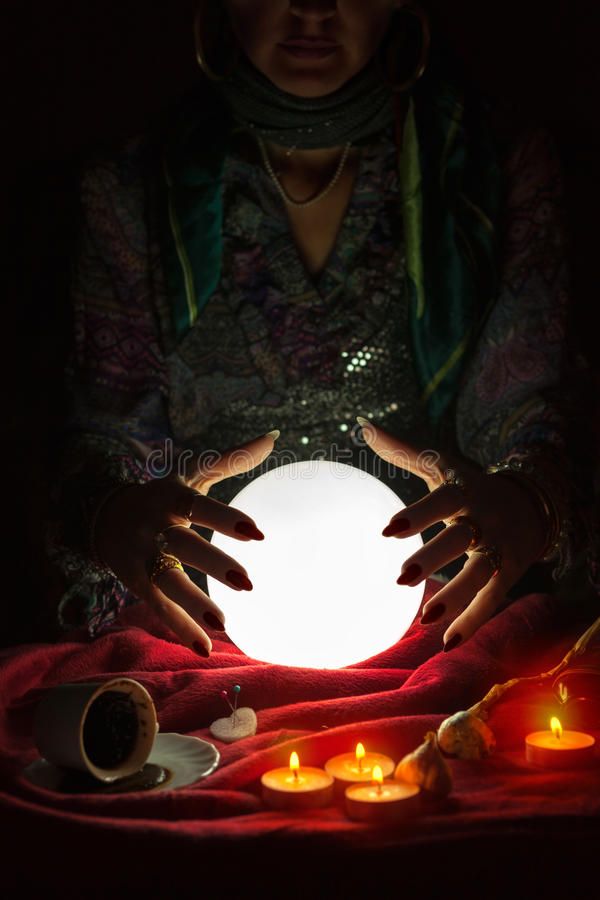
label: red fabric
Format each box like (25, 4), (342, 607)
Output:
(2, 585), (600, 899)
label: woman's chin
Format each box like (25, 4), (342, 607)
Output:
(267, 72), (352, 98)
(261, 54), (357, 98)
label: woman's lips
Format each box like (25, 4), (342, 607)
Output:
(279, 44), (339, 59)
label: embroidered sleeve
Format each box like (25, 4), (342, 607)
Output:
(455, 128), (594, 578)
(47, 141), (172, 636)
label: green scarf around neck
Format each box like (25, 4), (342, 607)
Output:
(157, 49), (502, 426)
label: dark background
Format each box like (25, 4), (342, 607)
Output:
(2, 1), (599, 645)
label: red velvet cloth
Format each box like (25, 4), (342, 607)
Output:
(2, 586), (599, 899)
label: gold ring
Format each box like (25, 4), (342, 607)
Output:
(473, 545), (502, 578)
(451, 514), (482, 551)
(150, 552), (184, 584)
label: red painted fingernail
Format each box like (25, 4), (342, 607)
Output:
(234, 521), (265, 541)
(383, 518), (410, 537)
(203, 612), (226, 632)
(226, 570), (253, 591)
(193, 641), (210, 658)
(443, 633), (463, 653)
(421, 602), (446, 625)
(396, 563), (422, 585)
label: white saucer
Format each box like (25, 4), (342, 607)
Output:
(22, 733), (220, 793)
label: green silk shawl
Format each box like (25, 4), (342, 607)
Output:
(158, 53), (502, 425)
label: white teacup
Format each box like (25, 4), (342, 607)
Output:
(33, 678), (158, 783)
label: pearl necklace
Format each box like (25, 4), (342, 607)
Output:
(256, 134), (352, 209)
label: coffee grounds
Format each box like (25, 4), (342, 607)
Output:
(83, 690), (139, 769)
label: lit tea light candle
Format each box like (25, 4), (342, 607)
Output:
(325, 742), (395, 788)
(525, 716), (596, 769)
(261, 752), (334, 810)
(345, 764), (421, 823)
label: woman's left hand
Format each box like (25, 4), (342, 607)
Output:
(358, 418), (548, 651)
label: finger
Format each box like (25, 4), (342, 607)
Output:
(156, 567), (227, 633)
(442, 575), (508, 650)
(186, 494), (265, 541)
(420, 552), (494, 626)
(184, 430), (280, 492)
(150, 480), (265, 539)
(357, 417), (446, 488)
(125, 478), (199, 531)
(138, 578), (213, 657)
(163, 527), (253, 592)
(383, 486), (466, 538)
(396, 520), (474, 586)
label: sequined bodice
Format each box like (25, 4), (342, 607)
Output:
(167, 126), (432, 507)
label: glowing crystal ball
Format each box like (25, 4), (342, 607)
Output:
(207, 460), (424, 669)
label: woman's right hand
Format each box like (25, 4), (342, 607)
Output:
(93, 431), (279, 656)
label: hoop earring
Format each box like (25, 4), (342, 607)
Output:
(194, 1), (239, 81)
(377, 4), (430, 93)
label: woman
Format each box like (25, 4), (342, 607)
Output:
(49, 0), (588, 658)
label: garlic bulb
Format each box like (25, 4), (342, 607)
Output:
(437, 710), (496, 760)
(394, 731), (453, 796)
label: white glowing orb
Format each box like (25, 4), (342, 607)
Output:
(207, 460), (424, 669)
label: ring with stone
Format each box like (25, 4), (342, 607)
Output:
(443, 467), (467, 491)
(154, 524), (184, 554)
(451, 514), (482, 551)
(181, 490), (202, 521)
(473, 544), (502, 578)
(154, 531), (169, 553)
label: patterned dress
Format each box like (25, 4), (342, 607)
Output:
(49, 117), (588, 636)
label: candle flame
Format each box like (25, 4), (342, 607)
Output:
(356, 742), (365, 771)
(550, 717), (563, 740)
(372, 764), (383, 786)
(289, 751), (300, 773)
(372, 763), (384, 796)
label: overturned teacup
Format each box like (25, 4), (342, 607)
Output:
(33, 678), (158, 783)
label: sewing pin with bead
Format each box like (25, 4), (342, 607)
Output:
(232, 684), (241, 728)
(220, 689), (235, 715)
(210, 684), (257, 744)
